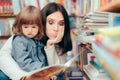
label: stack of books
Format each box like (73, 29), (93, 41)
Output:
(83, 11), (109, 30)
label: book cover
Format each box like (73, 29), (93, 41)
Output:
(108, 13), (120, 27)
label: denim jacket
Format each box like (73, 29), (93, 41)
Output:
(11, 35), (48, 72)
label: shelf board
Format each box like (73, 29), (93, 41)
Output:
(69, 13), (84, 18)
(0, 13), (15, 17)
(0, 36), (10, 39)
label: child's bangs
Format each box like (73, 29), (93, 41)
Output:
(21, 15), (40, 25)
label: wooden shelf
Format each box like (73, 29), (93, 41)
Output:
(0, 13), (15, 18)
(69, 13), (84, 18)
(0, 36), (10, 39)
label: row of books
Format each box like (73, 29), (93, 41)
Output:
(91, 25), (120, 80)
(64, 0), (112, 16)
(0, 0), (13, 14)
(1, 0), (112, 16)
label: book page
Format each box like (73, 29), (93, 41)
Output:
(27, 54), (80, 80)
(28, 65), (65, 80)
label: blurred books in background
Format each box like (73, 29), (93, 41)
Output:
(92, 27), (120, 80)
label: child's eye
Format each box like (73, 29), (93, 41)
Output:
(32, 25), (38, 28)
(24, 26), (28, 28)
(32, 26), (36, 28)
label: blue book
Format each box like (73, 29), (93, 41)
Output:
(69, 17), (76, 29)
(109, 13), (120, 27)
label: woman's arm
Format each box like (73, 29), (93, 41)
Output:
(45, 45), (67, 65)
(0, 36), (29, 80)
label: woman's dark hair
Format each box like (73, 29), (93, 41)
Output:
(41, 2), (72, 54)
(12, 5), (44, 40)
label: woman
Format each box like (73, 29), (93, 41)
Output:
(0, 2), (72, 80)
(41, 2), (72, 65)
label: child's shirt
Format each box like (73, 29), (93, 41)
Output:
(11, 35), (48, 72)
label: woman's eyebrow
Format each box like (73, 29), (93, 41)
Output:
(47, 18), (54, 21)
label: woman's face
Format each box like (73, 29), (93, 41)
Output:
(46, 11), (65, 39)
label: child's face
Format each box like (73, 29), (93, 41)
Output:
(22, 24), (39, 38)
(46, 11), (65, 39)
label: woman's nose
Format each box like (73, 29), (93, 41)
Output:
(53, 24), (59, 31)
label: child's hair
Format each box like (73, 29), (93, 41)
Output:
(12, 5), (44, 40)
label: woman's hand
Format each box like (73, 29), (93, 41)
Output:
(46, 27), (64, 48)
(50, 76), (57, 80)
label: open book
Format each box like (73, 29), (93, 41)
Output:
(27, 54), (79, 80)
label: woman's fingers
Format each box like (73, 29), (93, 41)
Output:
(47, 27), (64, 45)
(50, 76), (57, 80)
(55, 27), (64, 43)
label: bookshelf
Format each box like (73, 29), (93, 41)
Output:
(91, 27), (120, 80)
(70, 0), (120, 80)
(79, 2), (120, 80)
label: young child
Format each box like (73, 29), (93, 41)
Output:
(11, 5), (48, 72)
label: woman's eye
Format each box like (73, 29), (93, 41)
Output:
(59, 21), (64, 26)
(48, 21), (54, 25)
